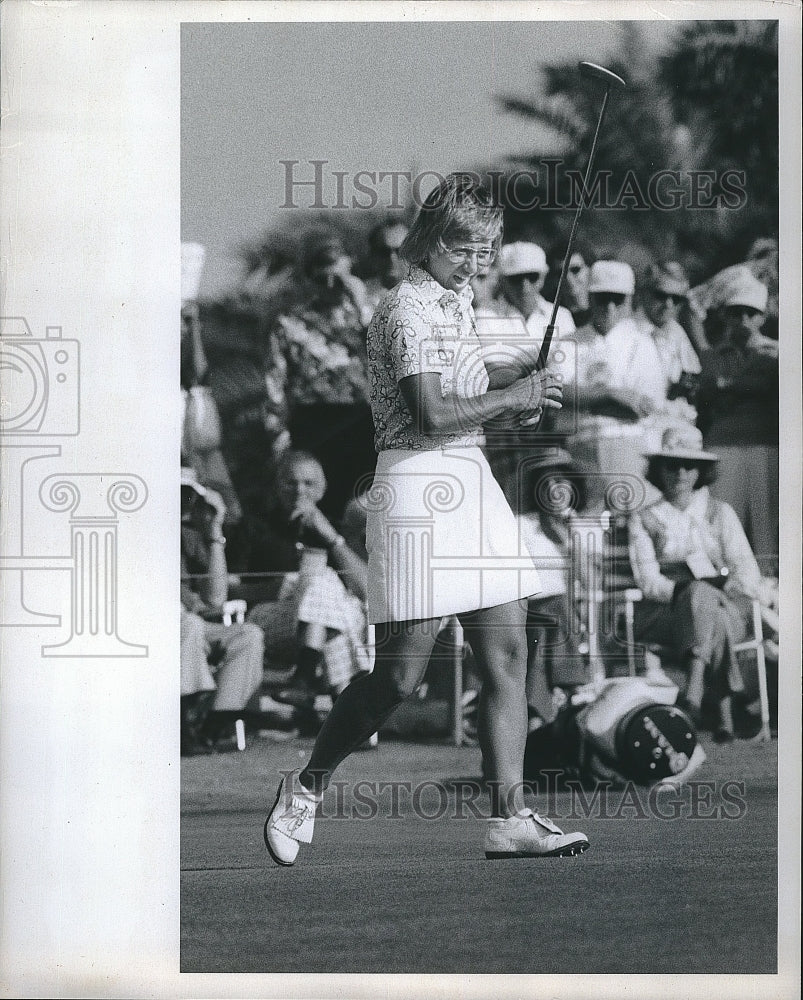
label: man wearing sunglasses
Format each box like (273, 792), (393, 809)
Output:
(634, 262), (701, 407)
(495, 241), (577, 348)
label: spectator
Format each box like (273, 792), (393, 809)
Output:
(557, 260), (666, 510)
(516, 450), (590, 728)
(180, 469), (264, 754)
(493, 241), (576, 345)
(474, 242), (575, 501)
(265, 229), (376, 519)
(363, 218), (410, 308)
(634, 262), (701, 403)
(745, 237), (779, 340)
(470, 260), (502, 317)
(245, 451), (372, 702)
(181, 260), (243, 528)
(628, 427), (768, 741)
(697, 271), (778, 560)
(544, 241), (592, 327)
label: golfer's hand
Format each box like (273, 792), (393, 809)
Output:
(514, 367), (563, 413)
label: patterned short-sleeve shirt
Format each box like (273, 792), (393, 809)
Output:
(367, 265), (489, 451)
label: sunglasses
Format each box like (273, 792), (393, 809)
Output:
(651, 291), (685, 305)
(591, 292), (627, 306)
(504, 272), (544, 284)
(724, 305), (763, 319)
(661, 458), (701, 470)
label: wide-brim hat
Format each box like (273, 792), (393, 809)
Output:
(644, 427), (718, 463)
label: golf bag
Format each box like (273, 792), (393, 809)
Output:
(524, 678), (705, 787)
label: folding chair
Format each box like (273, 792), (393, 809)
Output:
(619, 587), (772, 742)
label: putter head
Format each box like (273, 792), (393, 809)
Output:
(579, 61), (627, 89)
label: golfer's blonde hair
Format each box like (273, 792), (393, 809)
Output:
(400, 173), (503, 266)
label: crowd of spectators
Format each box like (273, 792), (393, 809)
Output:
(180, 221), (780, 753)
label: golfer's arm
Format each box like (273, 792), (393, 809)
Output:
(327, 542), (368, 602)
(399, 372), (527, 435)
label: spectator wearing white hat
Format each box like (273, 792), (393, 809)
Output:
(493, 241), (576, 347)
(698, 272), (778, 560)
(474, 241), (577, 503)
(634, 262), (701, 395)
(559, 260), (666, 510)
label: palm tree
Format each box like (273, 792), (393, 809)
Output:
(490, 20), (778, 281)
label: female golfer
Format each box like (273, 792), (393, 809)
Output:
(265, 173), (590, 863)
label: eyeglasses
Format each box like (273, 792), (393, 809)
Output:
(441, 245), (497, 266)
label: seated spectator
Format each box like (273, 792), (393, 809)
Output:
(516, 451), (591, 729)
(244, 451), (372, 702)
(264, 229), (376, 520)
(628, 427), (772, 741)
(697, 271), (778, 560)
(363, 218), (410, 309)
(556, 260), (666, 511)
(181, 469), (264, 755)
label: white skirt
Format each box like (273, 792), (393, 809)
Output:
(365, 446), (542, 624)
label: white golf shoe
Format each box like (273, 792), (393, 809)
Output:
(264, 774), (321, 866)
(484, 809), (590, 859)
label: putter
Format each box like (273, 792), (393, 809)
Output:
(535, 61), (627, 373)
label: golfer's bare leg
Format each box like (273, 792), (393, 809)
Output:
(459, 600), (529, 818)
(299, 618), (440, 796)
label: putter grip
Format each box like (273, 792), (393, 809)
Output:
(536, 323), (557, 371)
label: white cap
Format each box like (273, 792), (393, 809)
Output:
(722, 272), (768, 313)
(588, 260), (635, 295)
(500, 241), (548, 277)
(181, 242), (206, 304)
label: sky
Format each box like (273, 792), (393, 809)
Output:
(181, 20), (669, 298)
